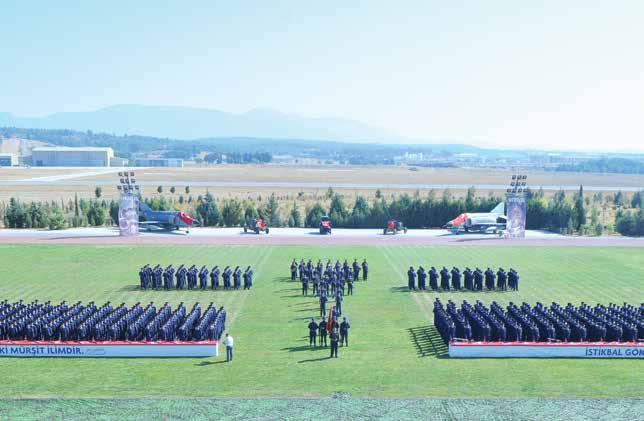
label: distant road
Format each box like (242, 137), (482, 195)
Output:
(0, 179), (640, 191)
(1, 227), (643, 247)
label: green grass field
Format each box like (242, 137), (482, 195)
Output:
(0, 244), (642, 402)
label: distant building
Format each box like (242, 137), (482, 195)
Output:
(0, 153), (18, 167)
(110, 157), (129, 167)
(134, 158), (184, 168)
(31, 147), (114, 167)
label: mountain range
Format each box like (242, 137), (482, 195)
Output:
(0, 105), (403, 143)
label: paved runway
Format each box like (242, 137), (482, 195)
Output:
(0, 227), (641, 247)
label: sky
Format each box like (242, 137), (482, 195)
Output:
(1, 0), (643, 151)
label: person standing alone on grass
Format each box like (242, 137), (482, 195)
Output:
(224, 333), (234, 362)
(330, 328), (339, 358)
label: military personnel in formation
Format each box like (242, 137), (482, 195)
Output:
(301, 275), (309, 295)
(199, 266), (209, 290)
(484, 267), (495, 290)
(164, 265), (175, 290)
(347, 277), (354, 295)
(291, 259), (298, 281)
(339, 317), (350, 347)
(417, 266), (427, 290)
(319, 293), (327, 317)
(318, 318), (328, 347)
(429, 267), (439, 290)
(451, 267), (461, 290)
(464, 267), (473, 291)
(497, 268), (507, 291)
(508, 268), (519, 291)
(329, 328), (339, 358)
(407, 266), (416, 290)
(307, 318), (318, 346)
(243, 266), (253, 290)
(210, 266), (220, 289)
(233, 266), (242, 290)
(440, 267), (450, 290)
(474, 268), (484, 291)
(223, 266), (232, 289)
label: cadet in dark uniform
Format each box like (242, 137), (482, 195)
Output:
(233, 266), (242, 290)
(330, 328), (339, 358)
(302, 276), (309, 295)
(199, 266), (209, 290)
(485, 267), (495, 290)
(429, 267), (438, 290)
(308, 318), (318, 346)
(440, 267), (450, 291)
(451, 267), (461, 290)
(474, 268), (484, 291)
(497, 268), (507, 291)
(320, 293), (327, 317)
(210, 266), (220, 289)
(362, 259), (368, 281)
(417, 266), (427, 290)
(340, 317), (350, 346)
(347, 277), (354, 295)
(464, 267), (473, 291)
(318, 318), (328, 347)
(407, 266), (416, 290)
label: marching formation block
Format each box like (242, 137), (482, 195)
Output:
(434, 299), (642, 344)
(140, 264), (254, 290)
(407, 266), (519, 291)
(0, 300), (226, 344)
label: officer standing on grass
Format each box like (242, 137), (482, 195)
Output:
(347, 276), (354, 295)
(362, 259), (368, 281)
(291, 259), (298, 281)
(308, 318), (318, 346)
(224, 333), (234, 362)
(329, 328), (339, 358)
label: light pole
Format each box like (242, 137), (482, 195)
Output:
(117, 171), (140, 236)
(505, 174), (528, 238)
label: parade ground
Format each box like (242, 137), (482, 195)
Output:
(0, 242), (642, 410)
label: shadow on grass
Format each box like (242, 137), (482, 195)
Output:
(294, 308), (319, 312)
(118, 285), (245, 292)
(194, 360), (228, 366)
(281, 345), (328, 353)
(390, 286), (410, 293)
(408, 326), (448, 358)
(298, 356), (332, 363)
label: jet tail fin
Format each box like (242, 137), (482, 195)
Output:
(490, 202), (505, 215)
(139, 201), (152, 213)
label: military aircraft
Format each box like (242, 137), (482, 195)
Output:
(139, 202), (199, 233)
(443, 202), (506, 234)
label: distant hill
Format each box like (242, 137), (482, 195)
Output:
(0, 105), (402, 143)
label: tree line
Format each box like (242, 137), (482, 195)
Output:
(1, 187), (642, 236)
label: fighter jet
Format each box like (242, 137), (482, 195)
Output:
(139, 202), (199, 233)
(443, 202), (506, 234)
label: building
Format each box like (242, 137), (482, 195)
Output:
(0, 153), (18, 167)
(31, 147), (114, 167)
(110, 157), (129, 167)
(134, 158), (184, 168)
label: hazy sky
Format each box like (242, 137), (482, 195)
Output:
(1, 1), (643, 151)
